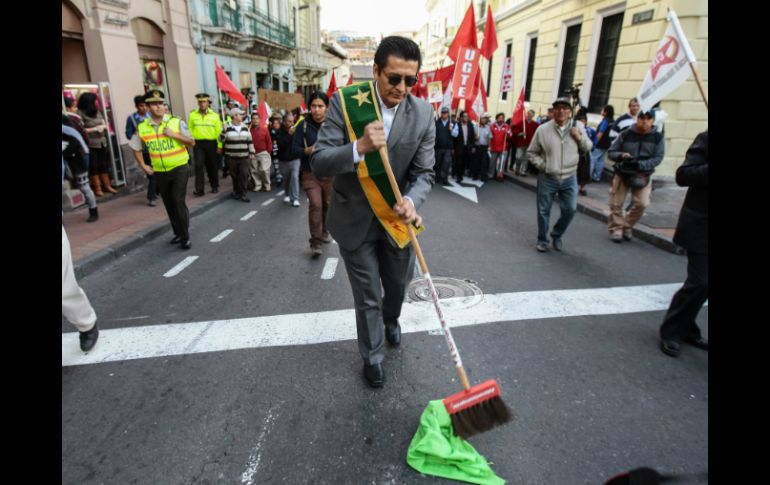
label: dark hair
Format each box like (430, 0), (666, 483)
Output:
(496, 112), (505, 119)
(134, 95), (146, 106)
(574, 111), (587, 121)
(77, 92), (99, 117)
(64, 97), (75, 109)
(307, 91), (329, 107)
(603, 104), (615, 121)
(374, 36), (422, 73)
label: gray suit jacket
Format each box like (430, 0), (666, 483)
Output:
(311, 91), (436, 251)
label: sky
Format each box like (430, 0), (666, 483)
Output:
(319, 0), (429, 38)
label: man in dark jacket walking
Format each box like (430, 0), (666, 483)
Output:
(659, 131), (708, 358)
(606, 109), (664, 242)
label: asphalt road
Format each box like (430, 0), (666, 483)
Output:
(62, 179), (708, 484)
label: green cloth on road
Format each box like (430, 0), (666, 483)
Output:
(406, 400), (505, 484)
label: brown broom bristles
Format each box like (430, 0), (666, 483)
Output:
(450, 396), (513, 439)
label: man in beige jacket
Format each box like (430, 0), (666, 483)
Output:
(527, 97), (593, 252)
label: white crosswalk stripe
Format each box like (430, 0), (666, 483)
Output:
(62, 283), (694, 366)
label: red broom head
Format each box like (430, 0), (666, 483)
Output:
(443, 379), (501, 414)
(443, 380), (513, 439)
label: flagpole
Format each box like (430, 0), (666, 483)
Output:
(218, 87), (225, 124)
(689, 63), (708, 109)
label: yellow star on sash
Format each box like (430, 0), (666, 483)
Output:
(351, 89), (372, 107)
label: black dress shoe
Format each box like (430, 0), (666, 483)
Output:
(660, 339), (681, 357)
(180, 239), (192, 250)
(193, 190), (204, 196)
(240, 196), (250, 203)
(684, 336), (708, 351)
(385, 324), (401, 346)
(211, 187), (219, 193)
(79, 324), (99, 352)
(363, 363), (384, 388)
(170, 236), (182, 244)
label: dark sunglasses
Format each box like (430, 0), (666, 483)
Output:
(385, 73), (419, 87)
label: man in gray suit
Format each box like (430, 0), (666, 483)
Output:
(311, 36), (435, 388)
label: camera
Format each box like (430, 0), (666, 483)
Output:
(563, 83), (582, 99)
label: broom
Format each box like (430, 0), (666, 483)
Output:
(378, 146), (512, 439)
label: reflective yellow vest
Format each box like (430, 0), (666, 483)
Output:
(137, 116), (190, 172)
(188, 108), (223, 148)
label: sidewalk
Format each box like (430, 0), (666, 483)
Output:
(63, 171), (236, 279)
(503, 169), (686, 254)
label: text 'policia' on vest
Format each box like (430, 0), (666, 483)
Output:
(137, 116), (190, 172)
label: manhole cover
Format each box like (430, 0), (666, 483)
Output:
(406, 276), (483, 303)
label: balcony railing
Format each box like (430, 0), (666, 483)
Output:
(207, 1), (294, 49)
(244, 10), (294, 48)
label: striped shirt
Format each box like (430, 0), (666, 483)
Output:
(220, 124), (255, 158)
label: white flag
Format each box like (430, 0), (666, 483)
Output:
(499, 57), (514, 93)
(637, 10), (697, 112)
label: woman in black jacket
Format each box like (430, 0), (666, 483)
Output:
(292, 92), (333, 256)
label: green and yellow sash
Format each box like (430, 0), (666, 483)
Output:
(338, 81), (424, 249)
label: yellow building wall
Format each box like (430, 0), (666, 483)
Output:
(480, 0), (707, 177)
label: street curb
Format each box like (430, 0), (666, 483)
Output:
(73, 192), (233, 280)
(503, 172), (684, 255)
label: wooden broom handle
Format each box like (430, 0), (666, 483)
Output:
(377, 146), (428, 273)
(377, 146), (471, 391)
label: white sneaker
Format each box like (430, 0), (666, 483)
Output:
(292, 200), (300, 207)
(283, 196), (290, 203)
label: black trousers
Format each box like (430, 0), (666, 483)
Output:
(156, 164), (190, 241)
(453, 145), (472, 180)
(434, 148), (453, 183)
(227, 156), (251, 197)
(660, 251), (708, 341)
(193, 140), (219, 192)
(472, 145), (489, 180)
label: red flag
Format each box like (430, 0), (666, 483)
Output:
(326, 71), (337, 98)
(447, 3), (477, 62)
(467, 74), (487, 122)
(451, 47), (480, 101)
(257, 99), (271, 128)
(300, 98), (307, 113)
(511, 87), (526, 127)
(480, 6), (498, 60)
(214, 59), (248, 107)
(346, 73), (354, 86)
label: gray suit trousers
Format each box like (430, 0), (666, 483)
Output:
(338, 218), (415, 365)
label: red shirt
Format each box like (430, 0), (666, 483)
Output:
(250, 125), (273, 153)
(511, 119), (540, 148)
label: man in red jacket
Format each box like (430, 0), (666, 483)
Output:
(511, 109), (539, 176)
(249, 112), (274, 192)
(488, 113), (511, 180)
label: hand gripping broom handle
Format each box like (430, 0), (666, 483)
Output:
(377, 146), (471, 391)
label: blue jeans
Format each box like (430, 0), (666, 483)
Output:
(536, 173), (578, 244)
(590, 148), (607, 182)
(279, 159), (300, 202)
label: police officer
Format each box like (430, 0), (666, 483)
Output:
(188, 93), (223, 196)
(130, 90), (196, 249)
